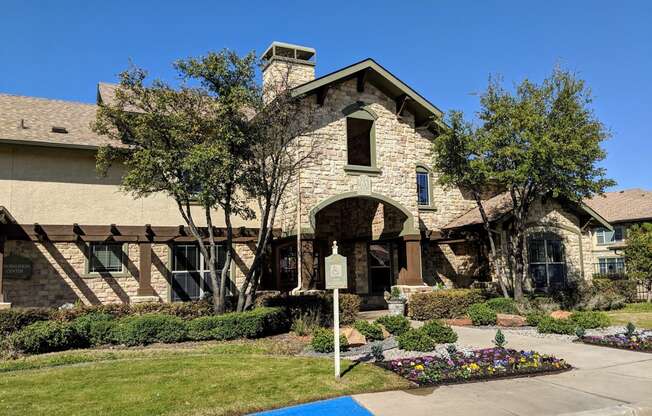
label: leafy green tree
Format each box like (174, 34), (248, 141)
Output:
(434, 68), (614, 301)
(93, 50), (258, 313)
(624, 223), (652, 281)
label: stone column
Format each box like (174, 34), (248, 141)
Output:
(0, 235), (10, 309)
(398, 234), (423, 286)
(132, 242), (158, 303)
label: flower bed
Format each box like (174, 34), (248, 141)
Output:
(580, 332), (652, 353)
(385, 348), (571, 386)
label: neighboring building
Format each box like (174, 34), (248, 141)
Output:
(584, 189), (652, 277)
(0, 41), (612, 309)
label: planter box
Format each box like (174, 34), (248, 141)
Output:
(386, 299), (406, 316)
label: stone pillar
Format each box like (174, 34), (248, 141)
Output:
(0, 235), (10, 309)
(131, 242), (158, 303)
(398, 234), (423, 286)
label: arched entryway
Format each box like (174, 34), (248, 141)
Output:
(287, 192), (424, 304)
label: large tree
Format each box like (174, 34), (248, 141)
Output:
(624, 223), (652, 281)
(434, 68), (615, 301)
(93, 51), (258, 313)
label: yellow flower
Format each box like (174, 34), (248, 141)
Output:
(415, 364), (424, 371)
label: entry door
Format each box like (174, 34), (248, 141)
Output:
(368, 242), (394, 294)
(171, 244), (223, 301)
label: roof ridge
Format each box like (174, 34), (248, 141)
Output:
(0, 92), (97, 107)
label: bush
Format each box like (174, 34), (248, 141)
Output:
(420, 320), (458, 343)
(187, 307), (287, 341)
(375, 315), (411, 336)
(111, 314), (188, 346)
(593, 278), (638, 304)
(537, 316), (578, 335)
(311, 328), (348, 353)
(570, 311), (611, 329)
(255, 293), (361, 326)
(72, 313), (115, 346)
(525, 311), (546, 326)
(554, 280), (626, 311)
(485, 297), (519, 314)
(408, 289), (485, 320)
(353, 320), (384, 341)
(467, 303), (497, 326)
(0, 309), (50, 337)
(8, 321), (85, 354)
(397, 328), (435, 352)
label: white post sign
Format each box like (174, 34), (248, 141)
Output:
(325, 241), (347, 379)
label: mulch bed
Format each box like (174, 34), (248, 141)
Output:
(579, 334), (652, 353)
(381, 347), (572, 387)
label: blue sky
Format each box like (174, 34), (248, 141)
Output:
(1, 1), (650, 190)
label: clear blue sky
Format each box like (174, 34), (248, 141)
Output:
(1, 1), (650, 190)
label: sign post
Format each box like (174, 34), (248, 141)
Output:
(325, 241), (347, 379)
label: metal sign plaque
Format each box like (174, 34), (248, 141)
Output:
(3, 255), (33, 279)
(325, 243), (347, 290)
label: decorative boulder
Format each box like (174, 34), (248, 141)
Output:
(443, 318), (473, 326)
(496, 313), (527, 327)
(341, 327), (366, 347)
(549, 310), (572, 320)
(381, 326), (391, 339)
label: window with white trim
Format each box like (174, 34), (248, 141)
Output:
(596, 226), (625, 245)
(88, 243), (124, 273)
(598, 257), (625, 275)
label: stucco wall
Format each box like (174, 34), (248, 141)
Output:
(0, 144), (258, 228)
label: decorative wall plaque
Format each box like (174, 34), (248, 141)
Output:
(3, 254), (33, 279)
(357, 174), (372, 195)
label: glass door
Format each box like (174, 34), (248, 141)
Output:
(368, 242), (394, 294)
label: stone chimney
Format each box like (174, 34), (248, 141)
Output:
(262, 41), (315, 101)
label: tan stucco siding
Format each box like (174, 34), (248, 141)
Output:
(0, 144), (258, 227)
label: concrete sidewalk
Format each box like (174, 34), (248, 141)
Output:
(354, 327), (652, 416)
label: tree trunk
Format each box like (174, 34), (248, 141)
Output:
(219, 208), (234, 314)
(474, 193), (510, 298)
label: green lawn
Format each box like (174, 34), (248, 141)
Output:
(607, 302), (652, 329)
(0, 337), (409, 416)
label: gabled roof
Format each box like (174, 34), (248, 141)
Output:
(443, 192), (613, 231)
(291, 59), (445, 130)
(584, 188), (652, 224)
(0, 93), (117, 150)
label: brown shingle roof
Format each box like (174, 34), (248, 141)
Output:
(443, 193), (513, 230)
(584, 189), (652, 223)
(0, 93), (119, 149)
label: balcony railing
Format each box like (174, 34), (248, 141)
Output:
(592, 262), (627, 279)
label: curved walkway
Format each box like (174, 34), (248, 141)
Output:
(354, 326), (652, 416)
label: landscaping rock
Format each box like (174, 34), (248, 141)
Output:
(381, 326), (391, 339)
(496, 314), (527, 327)
(443, 318), (473, 326)
(550, 310), (572, 320)
(341, 327), (366, 346)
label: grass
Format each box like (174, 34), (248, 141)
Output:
(0, 336), (409, 416)
(607, 302), (652, 329)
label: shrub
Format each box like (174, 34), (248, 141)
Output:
(311, 328), (348, 353)
(371, 343), (385, 361)
(492, 329), (507, 348)
(187, 307), (287, 341)
(467, 303), (497, 326)
(255, 293), (360, 326)
(111, 314), (188, 346)
(353, 320), (384, 341)
(537, 316), (577, 335)
(525, 311), (546, 326)
(593, 278), (638, 304)
(375, 315), (411, 336)
(554, 280), (625, 311)
(291, 310), (321, 336)
(72, 313), (115, 346)
(8, 321), (85, 354)
(0, 309), (50, 337)
(570, 311), (610, 329)
(397, 328), (435, 352)
(408, 289), (485, 320)
(420, 320), (458, 343)
(485, 297), (519, 314)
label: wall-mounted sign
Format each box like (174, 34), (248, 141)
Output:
(325, 242), (347, 289)
(3, 255), (33, 279)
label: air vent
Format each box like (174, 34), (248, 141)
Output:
(51, 126), (68, 134)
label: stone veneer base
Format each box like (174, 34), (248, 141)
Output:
(130, 296), (161, 304)
(0, 302), (12, 310)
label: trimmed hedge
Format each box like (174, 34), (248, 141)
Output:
(353, 320), (384, 341)
(537, 316), (578, 335)
(408, 289), (485, 320)
(8, 321), (86, 354)
(420, 320), (458, 344)
(186, 307), (287, 341)
(311, 328), (349, 353)
(0, 308), (50, 337)
(467, 303), (497, 326)
(570, 311), (611, 329)
(255, 293), (361, 326)
(485, 298), (519, 315)
(397, 329), (436, 352)
(375, 315), (410, 336)
(111, 314), (188, 346)
(72, 313), (115, 346)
